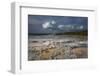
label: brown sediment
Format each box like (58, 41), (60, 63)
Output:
(71, 47), (88, 58)
(39, 47), (55, 60)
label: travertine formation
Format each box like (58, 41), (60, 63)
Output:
(28, 38), (87, 60)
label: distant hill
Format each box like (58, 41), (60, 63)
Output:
(29, 30), (88, 36)
(56, 30), (88, 35)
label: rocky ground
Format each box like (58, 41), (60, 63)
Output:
(28, 39), (88, 60)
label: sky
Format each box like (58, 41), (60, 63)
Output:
(28, 15), (88, 34)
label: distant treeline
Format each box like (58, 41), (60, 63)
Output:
(29, 30), (88, 36)
(56, 30), (88, 35)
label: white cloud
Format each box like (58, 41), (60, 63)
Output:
(51, 20), (56, 24)
(43, 20), (84, 31)
(58, 24), (73, 30)
(79, 26), (84, 29)
(58, 24), (84, 31)
(71, 25), (74, 29)
(42, 21), (52, 29)
(58, 25), (64, 29)
(42, 20), (56, 29)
